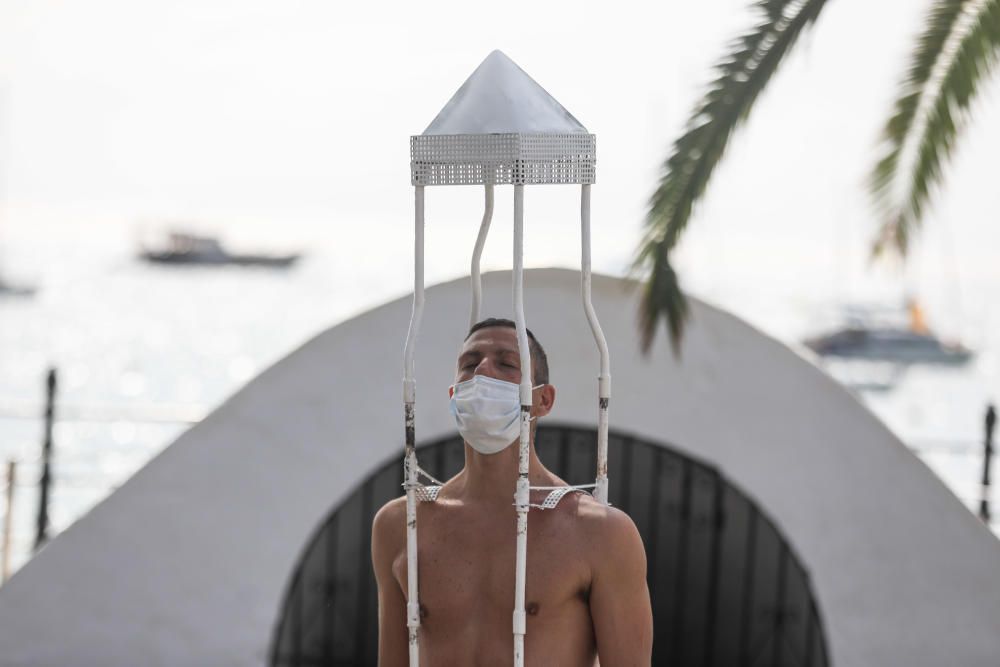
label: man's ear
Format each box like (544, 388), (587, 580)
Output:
(533, 384), (555, 418)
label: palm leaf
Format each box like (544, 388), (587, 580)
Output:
(871, 0), (1000, 256)
(638, 242), (689, 357)
(634, 0), (830, 354)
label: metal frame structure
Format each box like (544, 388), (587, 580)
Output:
(401, 51), (608, 667)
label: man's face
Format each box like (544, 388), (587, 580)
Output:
(455, 326), (554, 419)
(456, 326), (526, 385)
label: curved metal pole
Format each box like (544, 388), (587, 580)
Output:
(402, 185), (425, 666)
(512, 184), (532, 666)
(470, 184), (495, 329)
(581, 184), (611, 504)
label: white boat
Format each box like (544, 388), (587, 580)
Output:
(803, 300), (973, 366)
(0, 275), (35, 297)
(139, 231), (301, 268)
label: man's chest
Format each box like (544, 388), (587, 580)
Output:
(394, 506), (591, 626)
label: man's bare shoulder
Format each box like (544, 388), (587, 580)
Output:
(563, 492), (638, 529)
(373, 496), (407, 528)
(371, 496), (407, 556)
(558, 493), (645, 563)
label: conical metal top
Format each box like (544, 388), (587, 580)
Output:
(411, 51), (595, 187)
(423, 50), (588, 136)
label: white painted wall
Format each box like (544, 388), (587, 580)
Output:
(0, 268), (997, 666)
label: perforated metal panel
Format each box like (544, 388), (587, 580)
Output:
(410, 133), (596, 186)
(270, 426), (830, 667)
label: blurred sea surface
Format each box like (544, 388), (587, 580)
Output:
(1, 225), (997, 578)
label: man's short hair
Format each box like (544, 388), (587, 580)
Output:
(465, 318), (549, 385)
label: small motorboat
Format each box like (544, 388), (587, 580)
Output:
(140, 232), (300, 268)
(0, 275), (35, 297)
(803, 300), (973, 367)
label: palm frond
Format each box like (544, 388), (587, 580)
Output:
(638, 243), (689, 356)
(871, 0), (1000, 256)
(634, 0), (830, 355)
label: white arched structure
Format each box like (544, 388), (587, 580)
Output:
(0, 268), (997, 666)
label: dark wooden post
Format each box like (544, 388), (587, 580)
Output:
(2, 460), (15, 582)
(34, 368), (57, 552)
(979, 404), (996, 524)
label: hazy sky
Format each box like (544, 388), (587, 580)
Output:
(1, 0), (999, 337)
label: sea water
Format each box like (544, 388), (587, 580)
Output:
(0, 227), (996, 579)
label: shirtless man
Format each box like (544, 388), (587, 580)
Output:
(372, 318), (653, 666)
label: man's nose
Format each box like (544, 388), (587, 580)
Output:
(473, 358), (500, 379)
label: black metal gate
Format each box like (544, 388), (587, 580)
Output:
(270, 426), (829, 666)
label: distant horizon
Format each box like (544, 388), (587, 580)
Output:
(1, 0), (999, 355)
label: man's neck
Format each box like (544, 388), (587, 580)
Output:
(455, 438), (556, 506)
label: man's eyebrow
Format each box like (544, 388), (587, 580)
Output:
(458, 346), (522, 360)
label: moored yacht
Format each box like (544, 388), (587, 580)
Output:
(803, 300), (973, 366)
(139, 231), (300, 268)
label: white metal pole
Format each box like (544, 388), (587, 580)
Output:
(581, 185), (611, 504)
(512, 184), (532, 666)
(470, 184), (495, 329)
(402, 185), (426, 666)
